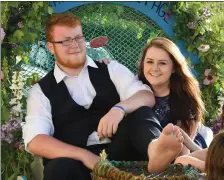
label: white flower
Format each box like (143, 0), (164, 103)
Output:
(9, 98), (17, 105)
(197, 44), (210, 52)
(12, 102), (23, 112)
(206, 18), (211, 23)
(187, 22), (197, 29)
(16, 91), (24, 100)
(10, 84), (19, 90)
(17, 22), (24, 29)
(18, 81), (25, 89)
(16, 56), (22, 64)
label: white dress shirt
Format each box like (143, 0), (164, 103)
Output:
(22, 56), (152, 151)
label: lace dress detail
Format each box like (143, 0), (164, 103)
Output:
(153, 96), (171, 128)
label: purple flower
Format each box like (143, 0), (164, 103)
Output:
(11, 43), (17, 48)
(211, 116), (223, 135)
(1, 117), (22, 144)
(1, 130), (15, 144)
(1, 27), (6, 41)
(17, 22), (24, 29)
(203, 7), (211, 17)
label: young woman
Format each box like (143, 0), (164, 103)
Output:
(137, 37), (206, 154)
(175, 130), (224, 180)
(99, 37), (207, 172)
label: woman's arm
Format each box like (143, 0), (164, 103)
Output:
(175, 155), (205, 172)
(178, 127), (202, 152)
(175, 148), (207, 172)
(177, 120), (200, 155)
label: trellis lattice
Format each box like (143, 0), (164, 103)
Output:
(25, 2), (166, 78)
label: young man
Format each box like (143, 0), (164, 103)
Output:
(23, 13), (183, 180)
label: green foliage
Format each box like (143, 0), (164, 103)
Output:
(2, 143), (34, 180)
(1, 2), (53, 179)
(170, 2), (224, 124)
(71, 4), (161, 41)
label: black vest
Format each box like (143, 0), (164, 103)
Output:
(39, 61), (120, 148)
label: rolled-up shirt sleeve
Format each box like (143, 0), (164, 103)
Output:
(22, 83), (54, 152)
(107, 60), (152, 101)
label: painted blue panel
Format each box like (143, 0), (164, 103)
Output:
(51, 1), (199, 64)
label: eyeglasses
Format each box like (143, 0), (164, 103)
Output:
(51, 36), (85, 46)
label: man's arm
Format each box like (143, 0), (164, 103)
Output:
(97, 90), (155, 138)
(23, 84), (99, 170)
(97, 61), (155, 138)
(115, 90), (155, 113)
(28, 134), (99, 170)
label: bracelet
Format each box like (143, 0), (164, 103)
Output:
(113, 105), (126, 116)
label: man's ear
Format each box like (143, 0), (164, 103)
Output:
(47, 42), (54, 54)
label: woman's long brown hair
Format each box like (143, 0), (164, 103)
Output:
(138, 37), (205, 135)
(205, 130), (224, 180)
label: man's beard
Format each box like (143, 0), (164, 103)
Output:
(55, 53), (86, 69)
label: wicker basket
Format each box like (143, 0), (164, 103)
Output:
(91, 161), (199, 180)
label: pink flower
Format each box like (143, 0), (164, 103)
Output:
(13, 141), (20, 149)
(198, 44), (210, 52)
(1, 27), (6, 41)
(203, 68), (215, 85)
(164, 11), (171, 19)
(17, 22), (24, 29)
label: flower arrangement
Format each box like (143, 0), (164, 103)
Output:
(169, 2), (224, 125)
(1, 2), (53, 179)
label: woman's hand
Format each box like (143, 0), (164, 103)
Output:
(98, 58), (111, 65)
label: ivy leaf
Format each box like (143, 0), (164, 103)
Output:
(200, 55), (205, 63)
(38, 2), (43, 7)
(29, 32), (38, 42)
(214, 83), (220, 91)
(13, 30), (24, 40)
(23, 56), (29, 64)
(1, 105), (10, 124)
(32, 3), (39, 12)
(137, 32), (142, 39)
(215, 24), (220, 32)
(26, 77), (33, 87)
(27, 20), (34, 28)
(8, 2), (19, 8)
(7, 173), (17, 180)
(48, 6), (54, 14)
(199, 27), (206, 35)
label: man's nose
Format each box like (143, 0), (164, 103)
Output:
(70, 39), (79, 48)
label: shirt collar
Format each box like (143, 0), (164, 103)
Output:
(53, 55), (98, 83)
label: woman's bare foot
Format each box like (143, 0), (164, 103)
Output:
(148, 123), (183, 173)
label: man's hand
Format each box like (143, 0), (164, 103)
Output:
(81, 150), (100, 170)
(97, 108), (124, 138)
